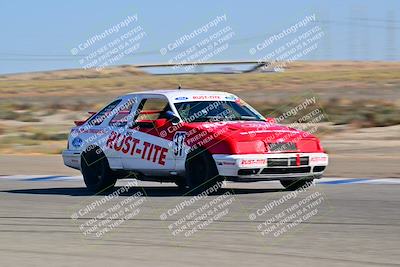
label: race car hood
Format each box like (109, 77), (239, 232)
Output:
(182, 121), (324, 154)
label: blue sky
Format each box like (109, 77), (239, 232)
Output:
(0, 0), (399, 74)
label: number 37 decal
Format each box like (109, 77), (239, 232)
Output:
(173, 132), (186, 157)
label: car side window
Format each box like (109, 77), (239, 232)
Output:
(109, 100), (135, 127)
(87, 100), (121, 126)
(135, 98), (171, 121)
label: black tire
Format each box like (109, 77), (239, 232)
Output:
(184, 149), (223, 194)
(81, 148), (117, 193)
(280, 179), (314, 191)
(175, 176), (187, 190)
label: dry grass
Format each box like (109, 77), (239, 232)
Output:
(1, 61), (400, 98)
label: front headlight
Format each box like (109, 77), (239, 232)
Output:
(235, 140), (266, 154)
(296, 138), (321, 152)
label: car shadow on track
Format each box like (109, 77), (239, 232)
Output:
(2, 186), (285, 197)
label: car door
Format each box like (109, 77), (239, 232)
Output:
(119, 95), (176, 175)
(80, 98), (125, 169)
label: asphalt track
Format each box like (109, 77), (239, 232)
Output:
(0, 176), (399, 267)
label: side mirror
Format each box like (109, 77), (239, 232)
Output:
(165, 111), (180, 125)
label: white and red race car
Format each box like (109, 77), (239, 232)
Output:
(62, 90), (328, 193)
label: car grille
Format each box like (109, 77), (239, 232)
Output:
(238, 169), (260, 175)
(261, 166), (311, 174)
(268, 142), (297, 152)
(267, 158), (288, 167)
(268, 157), (309, 167)
(290, 156), (309, 166)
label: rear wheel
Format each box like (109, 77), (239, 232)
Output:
(280, 179), (314, 191)
(185, 149), (223, 194)
(174, 176), (187, 190)
(81, 148), (117, 193)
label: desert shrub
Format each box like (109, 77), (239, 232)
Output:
(0, 110), (39, 122)
(29, 132), (68, 141)
(17, 113), (40, 122)
(321, 99), (400, 127)
(251, 98), (400, 128)
(0, 110), (17, 120)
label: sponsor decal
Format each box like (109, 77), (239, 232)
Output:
(173, 131), (186, 157)
(72, 129), (105, 134)
(225, 95), (236, 100)
(310, 156), (328, 164)
(240, 159), (268, 166)
(71, 137), (83, 148)
(192, 95), (222, 100)
(235, 98), (246, 105)
(175, 96), (189, 101)
(106, 131), (168, 165)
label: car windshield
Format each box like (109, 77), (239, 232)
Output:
(174, 100), (265, 122)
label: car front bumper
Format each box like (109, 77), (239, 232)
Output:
(213, 152), (328, 181)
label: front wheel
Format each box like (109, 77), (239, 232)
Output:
(81, 148), (117, 193)
(280, 179), (314, 191)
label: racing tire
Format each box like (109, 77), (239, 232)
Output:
(81, 148), (117, 193)
(175, 176), (187, 190)
(184, 149), (223, 194)
(280, 179), (314, 191)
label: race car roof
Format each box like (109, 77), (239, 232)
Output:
(126, 89), (238, 103)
